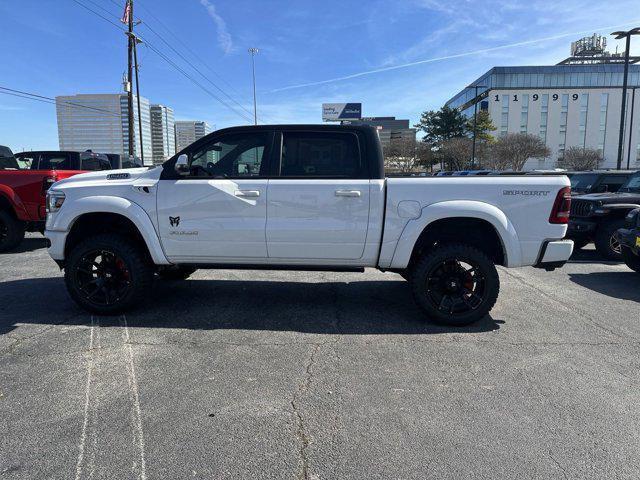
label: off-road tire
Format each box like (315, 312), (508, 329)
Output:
(157, 266), (197, 281)
(0, 210), (25, 253)
(64, 233), (153, 315)
(594, 219), (627, 261)
(410, 243), (500, 327)
(621, 247), (640, 273)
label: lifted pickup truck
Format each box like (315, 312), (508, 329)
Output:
(45, 125), (573, 325)
(0, 150), (111, 251)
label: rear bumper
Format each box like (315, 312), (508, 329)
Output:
(534, 239), (574, 271)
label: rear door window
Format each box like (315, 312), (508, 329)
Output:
(38, 153), (72, 170)
(279, 132), (363, 178)
(600, 175), (628, 192)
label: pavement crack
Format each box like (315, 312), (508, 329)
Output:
(291, 343), (322, 480)
(547, 450), (569, 480)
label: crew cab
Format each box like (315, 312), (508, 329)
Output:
(617, 208), (640, 273)
(44, 125), (573, 326)
(0, 150), (111, 251)
(567, 171), (640, 259)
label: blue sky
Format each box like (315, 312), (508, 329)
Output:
(1, 0), (640, 151)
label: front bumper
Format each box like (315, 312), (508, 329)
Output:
(567, 218), (597, 239)
(534, 239), (574, 271)
(617, 227), (640, 253)
(44, 229), (68, 262)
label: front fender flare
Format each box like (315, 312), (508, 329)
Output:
(48, 195), (170, 265)
(388, 200), (521, 269)
(0, 184), (29, 220)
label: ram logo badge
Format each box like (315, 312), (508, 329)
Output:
(169, 216), (180, 227)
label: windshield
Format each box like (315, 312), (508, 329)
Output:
(570, 173), (599, 191)
(619, 173), (640, 193)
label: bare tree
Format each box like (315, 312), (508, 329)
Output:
(488, 133), (551, 171)
(556, 146), (601, 171)
(438, 137), (473, 171)
(384, 137), (422, 173)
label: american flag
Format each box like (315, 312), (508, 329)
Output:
(120, 1), (131, 24)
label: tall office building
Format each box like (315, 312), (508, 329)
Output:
(56, 93), (153, 165)
(175, 121), (212, 151)
(150, 104), (176, 164)
(446, 35), (640, 169)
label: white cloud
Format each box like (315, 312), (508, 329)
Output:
(199, 0), (234, 54)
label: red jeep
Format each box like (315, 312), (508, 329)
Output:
(0, 149), (111, 252)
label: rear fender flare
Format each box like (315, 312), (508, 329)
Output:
(388, 200), (521, 269)
(0, 184), (29, 220)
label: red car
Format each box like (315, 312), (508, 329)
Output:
(0, 149), (111, 252)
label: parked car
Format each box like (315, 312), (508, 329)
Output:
(569, 170), (635, 195)
(435, 171), (454, 176)
(617, 208), (640, 273)
(44, 124), (572, 325)
(0, 150), (111, 252)
(567, 171), (640, 259)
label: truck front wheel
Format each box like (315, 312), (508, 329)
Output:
(64, 234), (153, 314)
(0, 210), (25, 253)
(409, 244), (500, 326)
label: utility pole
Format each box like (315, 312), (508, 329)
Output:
(126, 0), (135, 160)
(248, 48), (259, 125)
(611, 28), (640, 169)
(626, 87), (636, 169)
(468, 84), (487, 169)
(133, 38), (144, 165)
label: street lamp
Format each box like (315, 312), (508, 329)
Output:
(248, 48), (259, 125)
(467, 84), (487, 169)
(611, 28), (640, 169)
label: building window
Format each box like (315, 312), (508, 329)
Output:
(500, 94), (509, 136)
(539, 94), (549, 143)
(579, 93), (589, 148)
(520, 94), (529, 133)
(598, 93), (609, 157)
(558, 94), (569, 157)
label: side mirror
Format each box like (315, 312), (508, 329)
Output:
(175, 154), (189, 176)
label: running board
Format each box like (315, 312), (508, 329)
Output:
(179, 264), (366, 273)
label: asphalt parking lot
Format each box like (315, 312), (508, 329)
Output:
(1, 234), (640, 479)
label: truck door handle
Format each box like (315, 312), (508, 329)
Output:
(335, 190), (361, 197)
(235, 190), (260, 197)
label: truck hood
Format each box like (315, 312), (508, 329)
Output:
(575, 192), (640, 204)
(51, 166), (161, 189)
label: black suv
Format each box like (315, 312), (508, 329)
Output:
(617, 208), (640, 273)
(569, 170), (635, 195)
(567, 171), (640, 259)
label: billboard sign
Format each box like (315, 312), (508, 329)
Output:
(322, 103), (362, 122)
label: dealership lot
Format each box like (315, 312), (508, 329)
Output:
(1, 235), (640, 479)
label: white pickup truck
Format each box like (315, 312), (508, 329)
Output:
(44, 125), (573, 325)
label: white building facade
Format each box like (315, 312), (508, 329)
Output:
(56, 93), (153, 166)
(150, 104), (176, 165)
(446, 65), (640, 169)
(175, 121), (212, 152)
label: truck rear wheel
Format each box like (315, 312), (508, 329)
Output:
(621, 247), (640, 273)
(594, 219), (626, 261)
(409, 244), (499, 327)
(0, 210), (25, 252)
(64, 233), (153, 315)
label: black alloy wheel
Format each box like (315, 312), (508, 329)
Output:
(425, 258), (485, 316)
(73, 249), (132, 307)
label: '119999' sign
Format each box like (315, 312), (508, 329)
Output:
(494, 93), (580, 102)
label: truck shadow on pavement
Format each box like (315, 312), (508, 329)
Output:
(4, 237), (49, 254)
(568, 271), (640, 302)
(0, 276), (503, 335)
(568, 247), (621, 266)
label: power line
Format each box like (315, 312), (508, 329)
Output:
(72, 0), (254, 123)
(0, 87), (123, 117)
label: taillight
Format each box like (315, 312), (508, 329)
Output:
(549, 186), (571, 224)
(41, 174), (58, 195)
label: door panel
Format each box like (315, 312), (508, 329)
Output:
(157, 179), (268, 260)
(266, 179), (370, 260)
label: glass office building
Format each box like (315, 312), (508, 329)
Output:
(56, 93), (154, 166)
(446, 64), (640, 168)
(150, 104), (176, 165)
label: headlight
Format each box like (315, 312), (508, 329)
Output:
(46, 190), (65, 213)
